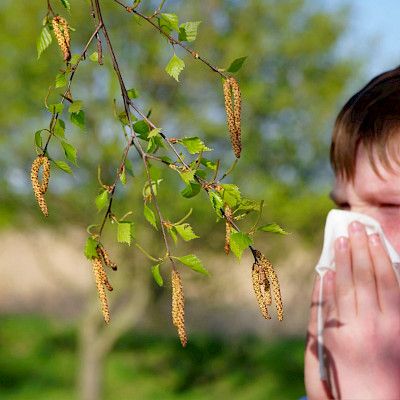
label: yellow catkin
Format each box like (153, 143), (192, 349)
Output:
(52, 16), (71, 61)
(92, 257), (111, 324)
(252, 263), (271, 320)
(97, 245), (117, 271)
(171, 270), (187, 347)
(223, 77), (242, 158)
(98, 261), (113, 292)
(30, 155), (50, 217)
(224, 205), (232, 255)
(255, 250), (283, 321)
(260, 267), (272, 306)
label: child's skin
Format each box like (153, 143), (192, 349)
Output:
(305, 143), (400, 399)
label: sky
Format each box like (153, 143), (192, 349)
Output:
(328, 0), (400, 78)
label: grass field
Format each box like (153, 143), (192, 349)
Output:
(0, 315), (306, 399)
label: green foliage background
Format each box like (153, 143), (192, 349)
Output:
(0, 0), (366, 398)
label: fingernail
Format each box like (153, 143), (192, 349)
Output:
(369, 233), (380, 246)
(335, 236), (349, 251)
(350, 220), (363, 233)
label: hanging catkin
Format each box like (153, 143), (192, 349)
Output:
(92, 257), (111, 324)
(254, 250), (283, 321)
(223, 77), (242, 158)
(52, 16), (71, 61)
(224, 205), (232, 255)
(252, 263), (271, 320)
(97, 244), (118, 270)
(31, 155), (50, 216)
(171, 270), (187, 347)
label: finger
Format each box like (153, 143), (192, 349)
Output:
(322, 270), (338, 325)
(368, 233), (400, 313)
(334, 236), (356, 320)
(307, 274), (321, 336)
(348, 221), (379, 314)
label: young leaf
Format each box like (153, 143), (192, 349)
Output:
(226, 56), (247, 73)
(70, 54), (81, 65)
(209, 191), (224, 218)
(179, 169), (195, 184)
(159, 13), (179, 32)
(55, 73), (67, 88)
(151, 264), (164, 286)
(34, 130), (43, 148)
(165, 54), (185, 82)
(133, 120), (150, 137)
(179, 137), (211, 154)
(49, 103), (64, 114)
(84, 237), (98, 259)
(70, 110), (85, 129)
(200, 158), (217, 170)
(169, 227), (178, 244)
(53, 119), (65, 138)
(235, 198), (261, 214)
(89, 52), (99, 62)
(176, 254), (209, 275)
(53, 160), (72, 174)
(119, 166), (126, 185)
(258, 223), (288, 235)
(230, 232), (253, 260)
(221, 184), (241, 208)
(61, 141), (77, 165)
(181, 182), (201, 198)
(68, 100), (83, 113)
(148, 128), (161, 138)
(95, 190), (108, 211)
(178, 21), (201, 42)
(174, 223), (199, 241)
(127, 88), (139, 99)
(37, 26), (52, 59)
(144, 204), (157, 229)
(117, 221), (134, 245)
(60, 0), (71, 11)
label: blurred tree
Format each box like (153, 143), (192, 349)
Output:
(0, 1), (359, 399)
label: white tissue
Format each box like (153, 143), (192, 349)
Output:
(315, 209), (400, 380)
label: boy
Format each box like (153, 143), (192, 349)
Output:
(304, 68), (400, 399)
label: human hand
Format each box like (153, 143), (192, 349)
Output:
(305, 221), (400, 400)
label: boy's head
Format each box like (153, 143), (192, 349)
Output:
(329, 67), (400, 252)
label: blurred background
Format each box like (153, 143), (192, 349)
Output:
(1, 0), (399, 399)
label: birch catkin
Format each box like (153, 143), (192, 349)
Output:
(97, 244), (118, 271)
(171, 270), (187, 347)
(251, 250), (283, 321)
(52, 16), (71, 61)
(224, 205), (232, 255)
(92, 257), (111, 324)
(223, 77), (242, 158)
(31, 155), (50, 216)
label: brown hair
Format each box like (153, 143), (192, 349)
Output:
(330, 66), (400, 180)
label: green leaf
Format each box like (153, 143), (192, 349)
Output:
(179, 169), (195, 184)
(174, 223), (199, 241)
(70, 54), (81, 65)
(127, 88), (139, 99)
(159, 13), (179, 32)
(148, 128), (161, 138)
(181, 182), (201, 198)
(151, 264), (164, 286)
(49, 103), (64, 114)
(53, 160), (72, 174)
(169, 227), (178, 244)
(68, 100), (83, 113)
(176, 254), (209, 275)
(84, 237), (98, 260)
(221, 184), (241, 208)
(209, 191), (224, 218)
(60, 0), (71, 11)
(34, 130), (43, 148)
(178, 21), (201, 42)
(70, 110), (85, 129)
(117, 221), (134, 245)
(179, 137), (211, 154)
(226, 56), (247, 73)
(236, 198), (261, 214)
(95, 190), (108, 211)
(61, 141), (77, 165)
(55, 73), (67, 88)
(53, 119), (65, 138)
(200, 158), (217, 170)
(165, 54), (185, 82)
(144, 204), (157, 229)
(230, 232), (253, 260)
(133, 120), (150, 138)
(119, 166), (126, 185)
(37, 26), (52, 59)
(89, 52), (98, 62)
(258, 223), (288, 235)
